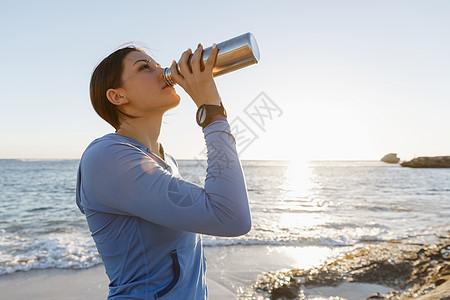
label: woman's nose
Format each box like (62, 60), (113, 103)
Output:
(157, 66), (165, 79)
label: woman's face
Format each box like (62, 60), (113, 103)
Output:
(118, 51), (180, 116)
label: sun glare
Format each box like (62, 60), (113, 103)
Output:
(268, 246), (334, 270)
(280, 159), (313, 199)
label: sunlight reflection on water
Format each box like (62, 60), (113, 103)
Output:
(267, 246), (335, 270)
(280, 159), (313, 199)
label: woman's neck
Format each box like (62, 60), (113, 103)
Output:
(116, 114), (164, 158)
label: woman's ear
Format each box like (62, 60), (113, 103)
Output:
(106, 88), (129, 106)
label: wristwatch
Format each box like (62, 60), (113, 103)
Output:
(196, 101), (227, 128)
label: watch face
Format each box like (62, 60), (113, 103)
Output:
(199, 107), (207, 123)
(196, 104), (226, 127)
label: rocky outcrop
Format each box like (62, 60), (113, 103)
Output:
(381, 153), (400, 164)
(252, 239), (450, 299)
(401, 156), (450, 168)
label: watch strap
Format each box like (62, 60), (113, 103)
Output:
(209, 115), (227, 123)
(196, 102), (227, 128)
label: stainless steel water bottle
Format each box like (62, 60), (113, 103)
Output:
(163, 32), (260, 87)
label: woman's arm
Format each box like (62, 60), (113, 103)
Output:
(76, 118), (251, 237)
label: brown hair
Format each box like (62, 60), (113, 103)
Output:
(89, 46), (144, 130)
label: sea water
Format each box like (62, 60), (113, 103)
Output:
(0, 159), (449, 275)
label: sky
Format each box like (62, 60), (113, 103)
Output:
(1, 0), (449, 161)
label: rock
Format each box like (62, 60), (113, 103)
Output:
(381, 153), (400, 164)
(366, 293), (387, 299)
(253, 240), (450, 300)
(400, 156), (450, 168)
(271, 282), (301, 299)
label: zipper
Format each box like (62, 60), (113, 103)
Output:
(144, 148), (169, 169)
(114, 133), (169, 169)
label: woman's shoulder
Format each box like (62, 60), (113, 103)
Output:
(81, 133), (146, 164)
(90, 133), (148, 149)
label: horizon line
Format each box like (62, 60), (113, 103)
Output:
(0, 158), (391, 162)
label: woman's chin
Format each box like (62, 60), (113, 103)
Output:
(163, 94), (181, 111)
(171, 93), (181, 107)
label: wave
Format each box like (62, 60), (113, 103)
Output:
(1, 227), (448, 275)
(202, 235), (390, 248)
(0, 230), (101, 275)
(0, 231), (394, 275)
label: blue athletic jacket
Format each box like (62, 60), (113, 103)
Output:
(76, 117), (251, 299)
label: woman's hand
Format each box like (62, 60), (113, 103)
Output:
(170, 43), (221, 108)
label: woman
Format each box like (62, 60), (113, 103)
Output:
(76, 42), (251, 299)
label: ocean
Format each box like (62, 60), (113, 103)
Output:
(1, 159), (449, 277)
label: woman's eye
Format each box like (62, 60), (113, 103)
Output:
(140, 64), (151, 71)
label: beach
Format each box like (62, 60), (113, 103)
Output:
(0, 245), (300, 299)
(1, 242), (449, 299)
(1, 160), (449, 299)
(0, 245), (309, 299)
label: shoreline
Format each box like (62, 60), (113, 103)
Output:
(0, 245), (339, 299)
(0, 242), (449, 299)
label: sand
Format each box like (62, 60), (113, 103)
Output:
(0, 245), (304, 299)
(1, 244), (448, 299)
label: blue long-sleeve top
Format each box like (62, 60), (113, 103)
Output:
(76, 117), (251, 299)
